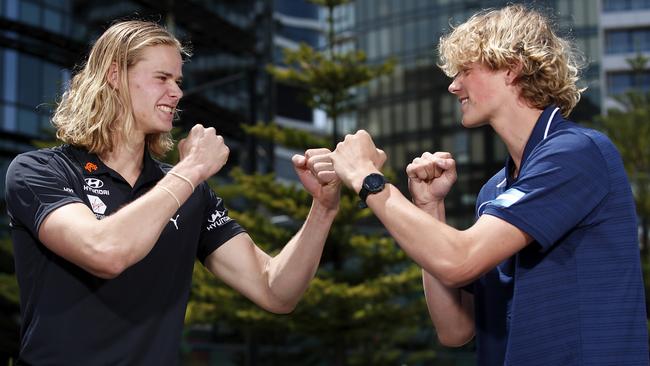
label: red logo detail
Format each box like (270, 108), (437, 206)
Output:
(84, 162), (98, 173)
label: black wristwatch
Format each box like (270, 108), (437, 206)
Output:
(358, 173), (387, 208)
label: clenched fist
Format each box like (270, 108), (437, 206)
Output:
(177, 124), (229, 183)
(406, 151), (456, 209)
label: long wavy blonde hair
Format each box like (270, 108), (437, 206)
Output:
(52, 20), (191, 157)
(438, 5), (586, 117)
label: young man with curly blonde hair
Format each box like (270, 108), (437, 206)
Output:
(326, 5), (648, 365)
(6, 20), (340, 365)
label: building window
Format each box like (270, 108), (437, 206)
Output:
(605, 28), (650, 54)
(607, 71), (650, 95)
(15, 0), (71, 36)
(603, 0), (650, 11)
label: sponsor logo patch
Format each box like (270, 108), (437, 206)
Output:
(83, 185), (110, 195)
(84, 162), (98, 173)
(63, 187), (74, 193)
(84, 178), (104, 188)
(206, 208), (231, 230)
(170, 214), (180, 230)
(87, 194), (107, 214)
(492, 188), (525, 208)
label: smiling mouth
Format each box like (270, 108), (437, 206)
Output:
(459, 97), (469, 105)
(157, 105), (175, 114)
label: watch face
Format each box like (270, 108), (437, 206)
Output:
(363, 173), (386, 192)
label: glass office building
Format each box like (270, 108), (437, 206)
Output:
(270, 0), (325, 182)
(0, 0), (77, 201)
(0, 0), (269, 206)
(600, 0), (650, 109)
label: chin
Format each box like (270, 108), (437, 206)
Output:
(461, 119), (478, 128)
(460, 116), (488, 129)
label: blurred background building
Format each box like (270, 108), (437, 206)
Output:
(0, 0), (648, 364)
(268, 0), (324, 182)
(0, 0), (289, 226)
(3, 0), (647, 225)
(600, 0), (650, 109)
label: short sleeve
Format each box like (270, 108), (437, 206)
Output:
(196, 185), (246, 263)
(482, 131), (609, 251)
(5, 152), (84, 237)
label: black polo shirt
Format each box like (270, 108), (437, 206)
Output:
(5, 145), (245, 365)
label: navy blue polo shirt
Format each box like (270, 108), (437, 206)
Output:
(5, 145), (245, 366)
(472, 105), (648, 365)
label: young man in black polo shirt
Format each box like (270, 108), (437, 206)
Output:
(5, 20), (341, 365)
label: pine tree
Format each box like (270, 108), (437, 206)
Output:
(183, 1), (445, 365)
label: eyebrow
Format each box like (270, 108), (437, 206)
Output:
(155, 71), (183, 82)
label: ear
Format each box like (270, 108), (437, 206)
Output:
(505, 61), (523, 85)
(107, 62), (119, 89)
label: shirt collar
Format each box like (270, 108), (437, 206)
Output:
(67, 145), (166, 184)
(67, 145), (109, 176)
(504, 105), (562, 186)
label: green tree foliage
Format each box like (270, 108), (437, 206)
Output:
(265, 0), (394, 143)
(182, 1), (446, 365)
(267, 44), (394, 124)
(185, 164), (437, 365)
(595, 91), (650, 228)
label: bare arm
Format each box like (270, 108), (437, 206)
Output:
(205, 149), (341, 313)
(407, 152), (475, 346)
(205, 200), (337, 313)
(419, 200), (475, 346)
(38, 125), (229, 278)
(331, 131), (532, 287)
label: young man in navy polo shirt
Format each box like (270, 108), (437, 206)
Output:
(5, 21), (342, 365)
(325, 5), (648, 365)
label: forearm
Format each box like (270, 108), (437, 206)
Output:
(85, 170), (196, 276)
(418, 199), (475, 345)
(423, 271), (475, 345)
(366, 184), (472, 287)
(265, 200), (337, 306)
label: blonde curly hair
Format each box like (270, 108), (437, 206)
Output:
(437, 5), (586, 117)
(52, 20), (191, 157)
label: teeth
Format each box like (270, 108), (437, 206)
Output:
(157, 105), (174, 113)
(460, 98), (468, 105)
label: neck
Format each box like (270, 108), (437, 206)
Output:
(490, 103), (544, 175)
(99, 138), (146, 187)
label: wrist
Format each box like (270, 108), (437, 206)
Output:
(311, 199), (339, 217)
(416, 199), (444, 211)
(416, 199), (445, 220)
(169, 164), (202, 189)
(350, 167), (382, 194)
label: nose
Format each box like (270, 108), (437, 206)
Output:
(448, 76), (460, 94)
(170, 82), (183, 100)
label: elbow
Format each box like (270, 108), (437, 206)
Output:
(88, 256), (128, 279)
(82, 240), (130, 279)
(420, 233), (479, 289)
(435, 261), (477, 289)
(437, 330), (474, 347)
(258, 286), (299, 314)
(92, 262), (127, 279)
(263, 298), (297, 314)
(267, 304), (295, 315)
(438, 274), (470, 289)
